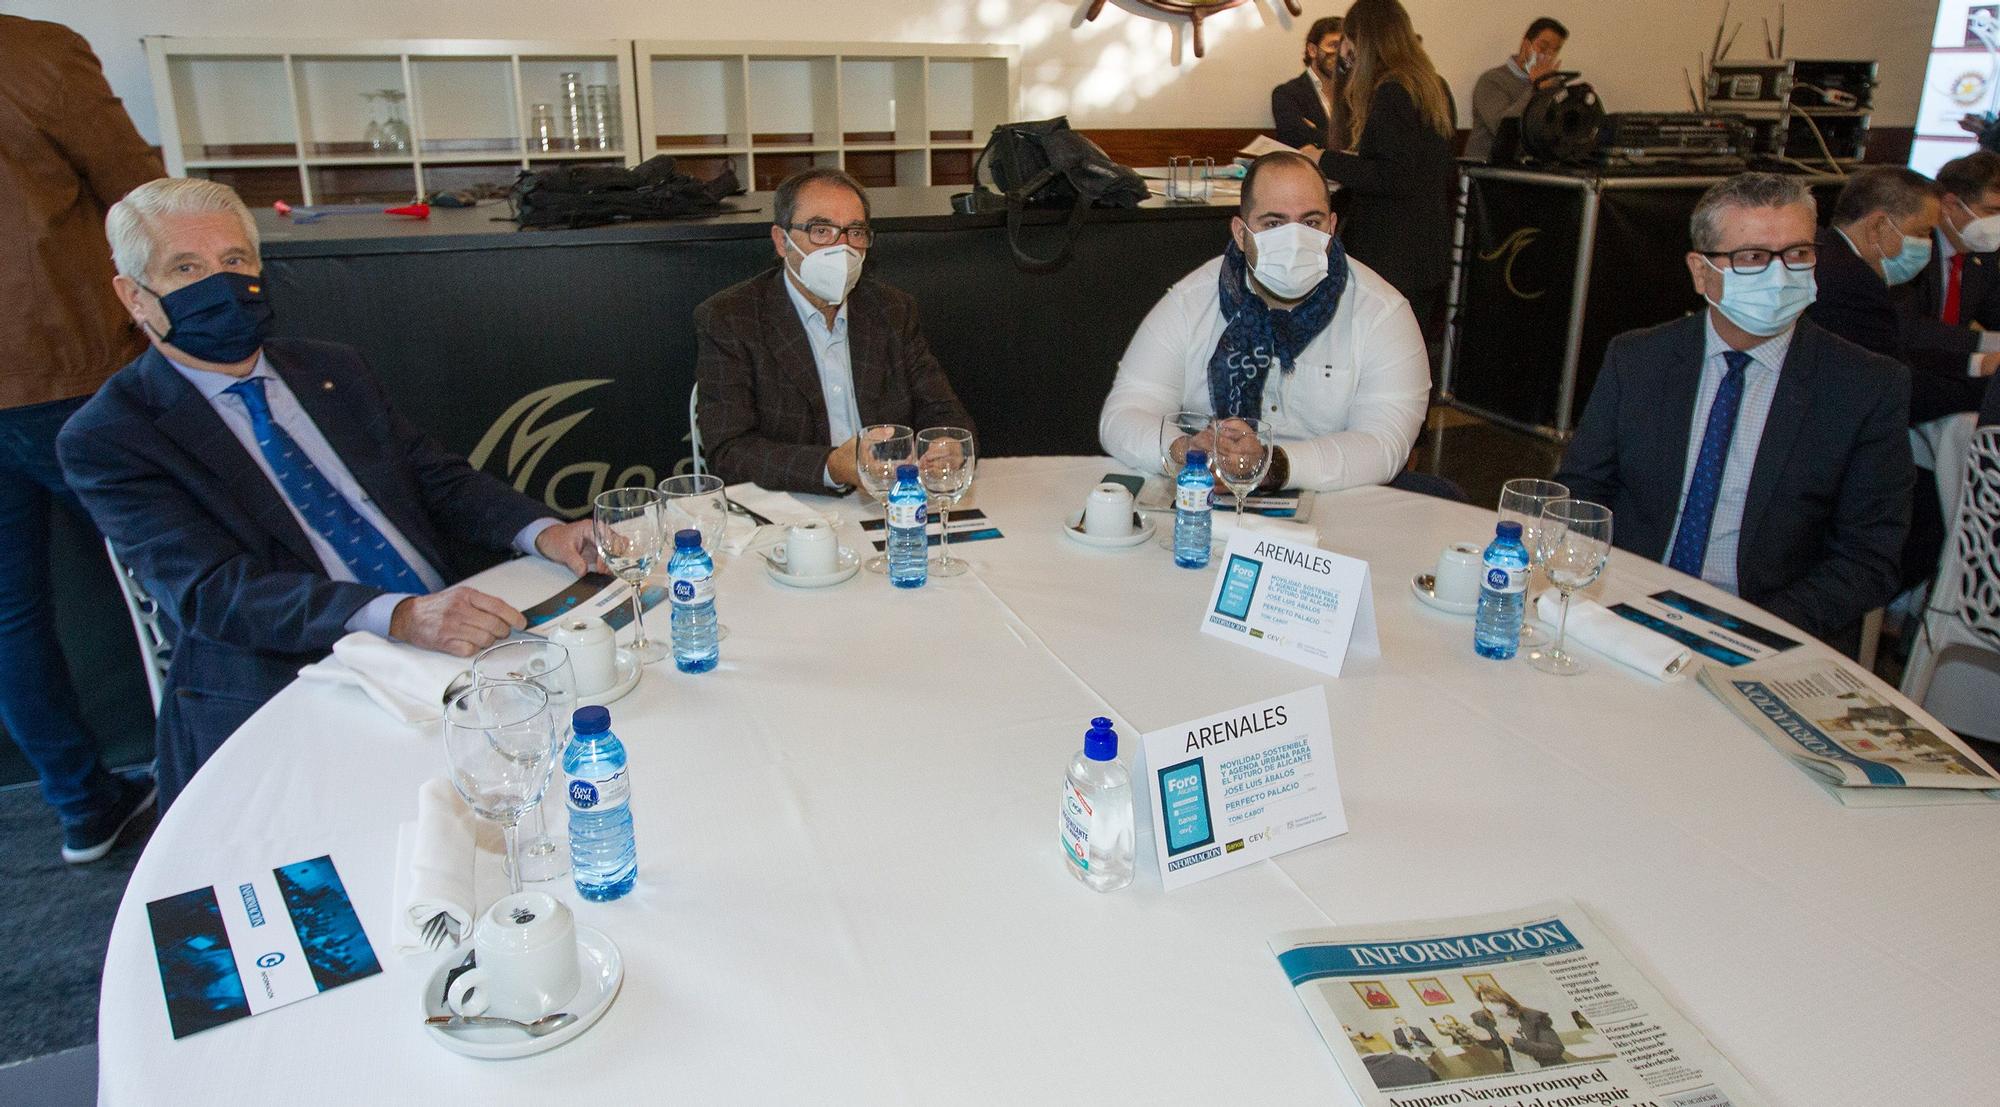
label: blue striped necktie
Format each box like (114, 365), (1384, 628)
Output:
(224, 377), (429, 594)
(1666, 350), (1752, 578)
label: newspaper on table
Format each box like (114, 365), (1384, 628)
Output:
(1697, 656), (2000, 806)
(1270, 899), (1763, 1107)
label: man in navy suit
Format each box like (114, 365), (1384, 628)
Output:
(1557, 173), (1914, 651)
(1270, 17), (1344, 153)
(57, 179), (600, 809)
(1899, 151), (2000, 369)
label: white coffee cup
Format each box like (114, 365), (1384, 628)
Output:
(1082, 483), (1136, 537)
(445, 891), (580, 1022)
(784, 519), (840, 576)
(546, 617), (616, 696)
(1434, 542), (1486, 607)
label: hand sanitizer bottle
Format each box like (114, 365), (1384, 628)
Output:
(1060, 717), (1135, 892)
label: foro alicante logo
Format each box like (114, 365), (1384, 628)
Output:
(1477, 227), (1547, 301)
(256, 952), (284, 968)
(467, 380), (697, 514)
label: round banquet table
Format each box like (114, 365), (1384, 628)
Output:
(97, 457), (1999, 1105)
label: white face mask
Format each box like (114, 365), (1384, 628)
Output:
(1956, 197), (2000, 253)
(786, 239), (864, 305)
(1247, 221), (1332, 300)
(1703, 256), (1817, 337)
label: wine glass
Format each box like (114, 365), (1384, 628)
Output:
(1209, 416), (1275, 526)
(660, 473), (732, 640)
(442, 681), (559, 896)
(1158, 410), (1213, 477)
(854, 424), (915, 574)
(1531, 499), (1613, 677)
(916, 427), (976, 577)
(471, 641), (576, 884)
(593, 487), (668, 664)
(1496, 478), (1569, 648)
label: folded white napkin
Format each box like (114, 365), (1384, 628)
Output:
(1535, 591), (1697, 682)
(390, 778), (480, 955)
(722, 483), (835, 554)
(1210, 510), (1319, 547)
(295, 632), (469, 725)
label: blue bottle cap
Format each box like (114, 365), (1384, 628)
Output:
(675, 528), (702, 549)
(572, 705), (611, 734)
(896, 463), (918, 482)
(1185, 449), (1208, 468)
(1496, 521), (1523, 541)
(1084, 716), (1118, 761)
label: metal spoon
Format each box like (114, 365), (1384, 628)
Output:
(439, 670), (476, 706)
(426, 1012), (576, 1036)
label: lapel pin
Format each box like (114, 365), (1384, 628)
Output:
(322, 380), (334, 391)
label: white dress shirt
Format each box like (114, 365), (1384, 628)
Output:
(1098, 254), (1431, 491)
(1660, 315), (1791, 595)
(171, 353), (552, 637)
(782, 272), (863, 489)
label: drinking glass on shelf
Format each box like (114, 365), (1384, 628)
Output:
(916, 427), (976, 577)
(1531, 499), (1613, 677)
(1209, 416), (1275, 527)
(472, 641), (577, 884)
(361, 91), (385, 152)
(660, 473), (732, 639)
(1158, 410), (1213, 476)
(854, 424), (915, 574)
(378, 89), (411, 153)
(530, 103), (557, 153)
(593, 487), (668, 664)
(1496, 477), (1570, 648)
(559, 71), (586, 151)
(442, 681), (559, 896)
(587, 84), (614, 151)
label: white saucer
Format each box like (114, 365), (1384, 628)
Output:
(578, 648), (641, 707)
(1061, 510), (1156, 549)
(422, 925), (623, 1060)
(760, 546), (862, 588)
(1411, 571), (1479, 617)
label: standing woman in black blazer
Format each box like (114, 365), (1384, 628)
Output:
(1311, 0), (1457, 364)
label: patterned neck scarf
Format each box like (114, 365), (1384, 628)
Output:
(1207, 235), (1347, 419)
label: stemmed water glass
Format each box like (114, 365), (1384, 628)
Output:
(916, 427), (976, 577)
(1497, 478), (1569, 648)
(854, 424), (915, 574)
(1531, 499), (1613, 677)
(593, 487), (667, 664)
(442, 681), (560, 896)
(471, 640), (576, 884)
(660, 473), (732, 639)
(1209, 416), (1276, 526)
(1158, 410), (1213, 476)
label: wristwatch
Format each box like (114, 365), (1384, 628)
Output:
(1256, 446), (1291, 493)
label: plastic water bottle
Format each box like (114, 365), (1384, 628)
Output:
(1174, 448), (1213, 569)
(1474, 520), (1531, 660)
(667, 529), (718, 673)
(887, 463), (929, 588)
(564, 705), (636, 901)
(1060, 717), (1135, 892)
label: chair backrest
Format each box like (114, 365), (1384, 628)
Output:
(102, 539), (172, 715)
(1950, 426), (2000, 650)
(688, 382), (704, 476)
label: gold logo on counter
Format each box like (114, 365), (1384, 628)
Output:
(1478, 227), (1547, 301)
(468, 379), (677, 515)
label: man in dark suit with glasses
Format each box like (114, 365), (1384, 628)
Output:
(693, 168), (972, 495)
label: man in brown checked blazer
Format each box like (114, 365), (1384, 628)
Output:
(694, 168), (972, 495)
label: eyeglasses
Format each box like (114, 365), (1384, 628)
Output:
(783, 220), (873, 249)
(1700, 244), (1817, 274)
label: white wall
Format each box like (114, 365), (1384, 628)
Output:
(23, 0), (1937, 144)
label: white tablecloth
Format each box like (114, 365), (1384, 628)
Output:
(98, 457), (2000, 1105)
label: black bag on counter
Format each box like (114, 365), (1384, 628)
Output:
(958, 116), (1150, 272)
(509, 155), (741, 229)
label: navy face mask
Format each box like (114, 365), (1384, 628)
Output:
(140, 271), (273, 364)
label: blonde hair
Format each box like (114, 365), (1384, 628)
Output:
(105, 178), (260, 281)
(1340, 0), (1455, 147)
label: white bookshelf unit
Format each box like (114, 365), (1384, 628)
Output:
(145, 38), (641, 206)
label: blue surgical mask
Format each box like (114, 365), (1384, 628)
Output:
(1703, 257), (1817, 337)
(1881, 232), (1932, 287)
(140, 272), (273, 364)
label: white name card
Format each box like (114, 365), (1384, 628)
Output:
(1141, 687), (1347, 891)
(1198, 530), (1379, 676)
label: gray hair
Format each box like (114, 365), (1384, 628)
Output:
(1689, 173), (1816, 252)
(772, 167), (870, 229)
(105, 177), (260, 281)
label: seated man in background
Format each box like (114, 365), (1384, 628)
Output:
(1806, 166), (1992, 424)
(1556, 173), (1912, 651)
(1466, 17), (1569, 161)
(57, 179), (600, 809)
(1898, 151), (2000, 365)
(1271, 16), (1345, 153)
(1098, 151), (1430, 492)
(695, 168), (973, 495)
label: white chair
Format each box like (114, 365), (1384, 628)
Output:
(102, 539), (172, 716)
(688, 382), (705, 476)
(1901, 426), (2000, 735)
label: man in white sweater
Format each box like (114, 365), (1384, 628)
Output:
(1098, 152), (1430, 492)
